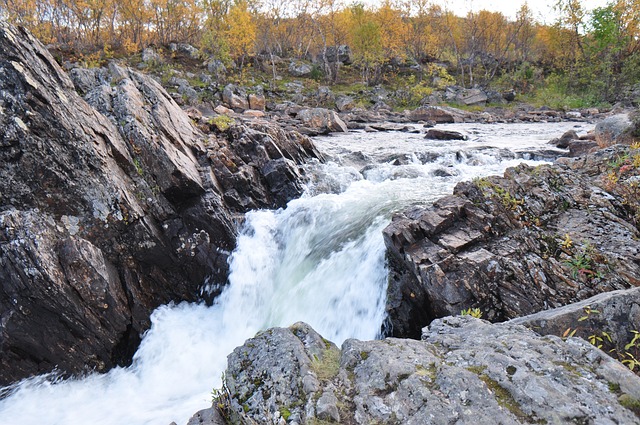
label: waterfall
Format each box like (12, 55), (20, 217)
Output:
(0, 122), (587, 425)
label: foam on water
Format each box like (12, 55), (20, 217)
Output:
(0, 122), (589, 424)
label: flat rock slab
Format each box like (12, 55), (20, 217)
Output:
(218, 318), (640, 425)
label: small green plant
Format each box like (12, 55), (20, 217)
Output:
(133, 157), (144, 176)
(209, 115), (235, 131)
(311, 345), (341, 381)
(460, 308), (483, 319)
(564, 243), (604, 280)
(622, 331), (640, 371)
(211, 372), (232, 420)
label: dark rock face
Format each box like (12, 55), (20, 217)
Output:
(383, 147), (640, 338)
(0, 23), (319, 384)
(219, 318), (640, 424)
(425, 128), (467, 140)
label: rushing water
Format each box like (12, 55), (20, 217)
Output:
(0, 122), (591, 425)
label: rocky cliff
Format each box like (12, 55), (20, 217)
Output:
(0, 23), (320, 384)
(214, 318), (640, 424)
(383, 145), (640, 338)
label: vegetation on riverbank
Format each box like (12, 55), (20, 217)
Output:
(2, 0), (639, 110)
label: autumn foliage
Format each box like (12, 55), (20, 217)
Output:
(1, 0), (639, 103)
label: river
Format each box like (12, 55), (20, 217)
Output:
(0, 121), (590, 424)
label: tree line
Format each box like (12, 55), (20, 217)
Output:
(2, 0), (639, 104)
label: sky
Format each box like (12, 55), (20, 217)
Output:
(441, 0), (610, 22)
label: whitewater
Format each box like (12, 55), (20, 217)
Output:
(0, 122), (588, 424)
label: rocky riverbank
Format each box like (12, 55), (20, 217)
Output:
(0, 22), (320, 384)
(3, 21), (640, 425)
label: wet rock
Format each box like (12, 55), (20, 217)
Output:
(297, 108), (348, 133)
(384, 147), (640, 337)
(288, 60), (313, 77)
(548, 130), (578, 149)
(219, 318), (640, 425)
(425, 129), (467, 140)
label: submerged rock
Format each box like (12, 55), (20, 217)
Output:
(218, 318), (640, 424)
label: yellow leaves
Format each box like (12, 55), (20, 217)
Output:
(224, 0), (257, 59)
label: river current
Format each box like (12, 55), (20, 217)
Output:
(0, 122), (590, 424)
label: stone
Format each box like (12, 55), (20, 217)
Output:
(141, 47), (161, 64)
(288, 60), (313, 77)
(0, 22), (321, 384)
(511, 287), (640, 355)
(325, 45), (352, 64)
(568, 140), (599, 157)
(218, 318), (640, 425)
(335, 95), (355, 112)
(462, 88), (488, 105)
(243, 109), (266, 118)
(548, 129), (578, 149)
(186, 407), (226, 425)
(409, 106), (465, 123)
(222, 84), (249, 111)
(214, 105), (234, 115)
(384, 147), (640, 338)
(248, 93), (266, 111)
(297, 108), (348, 133)
(502, 90), (516, 102)
(205, 59), (226, 76)
(425, 129), (467, 140)
(595, 113), (633, 145)
(168, 42), (201, 59)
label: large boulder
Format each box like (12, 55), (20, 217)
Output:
(297, 108), (348, 133)
(218, 318), (640, 424)
(0, 22), (320, 384)
(595, 113), (633, 145)
(383, 147), (640, 338)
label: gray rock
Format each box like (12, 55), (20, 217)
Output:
(462, 88), (488, 105)
(316, 390), (340, 422)
(141, 47), (161, 64)
(425, 129), (467, 140)
(297, 108), (348, 133)
(511, 286), (640, 356)
(288, 60), (313, 77)
(548, 129), (578, 149)
(595, 113), (633, 145)
(222, 84), (249, 111)
(335, 95), (355, 112)
(0, 22), (322, 384)
(325, 45), (352, 64)
(206, 59), (226, 76)
(219, 318), (640, 425)
(168, 42), (200, 59)
(384, 147), (640, 337)
(186, 407), (226, 425)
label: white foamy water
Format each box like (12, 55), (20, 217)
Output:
(0, 122), (591, 424)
